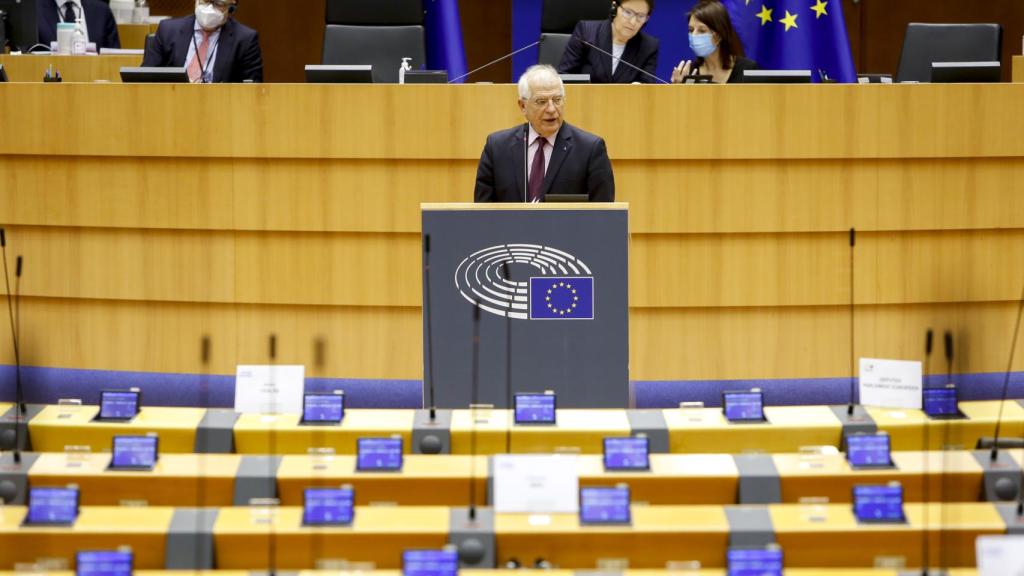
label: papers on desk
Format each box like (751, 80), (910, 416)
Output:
(100, 48), (145, 56)
(493, 454), (579, 513)
(976, 535), (1024, 575)
(859, 357), (922, 410)
(234, 364), (305, 415)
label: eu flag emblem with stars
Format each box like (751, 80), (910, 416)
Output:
(529, 277), (594, 320)
(725, 0), (856, 83)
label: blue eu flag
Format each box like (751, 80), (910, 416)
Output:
(529, 277), (594, 320)
(725, 0), (856, 83)
(425, 0), (468, 83)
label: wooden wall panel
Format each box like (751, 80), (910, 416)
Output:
(4, 155), (1024, 234)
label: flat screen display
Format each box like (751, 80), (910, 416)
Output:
(356, 437), (403, 471)
(76, 551), (133, 576)
(923, 386), (959, 417)
(402, 549), (459, 576)
(723, 391), (764, 422)
(302, 393), (345, 423)
(302, 487), (354, 526)
(727, 547), (783, 576)
(110, 435), (158, 470)
(99, 390), (140, 421)
(603, 437), (650, 471)
(579, 486), (631, 525)
(25, 486), (79, 525)
(514, 393), (556, 424)
(846, 433), (892, 468)
(853, 484), (905, 523)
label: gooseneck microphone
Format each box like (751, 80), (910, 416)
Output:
(574, 38), (669, 84)
(503, 262), (513, 454)
(467, 306), (481, 521)
(847, 228), (857, 416)
(944, 331), (954, 382)
(424, 235), (437, 421)
(448, 39), (543, 84)
(990, 278), (1024, 461)
(921, 329), (933, 576)
(1, 230), (22, 463)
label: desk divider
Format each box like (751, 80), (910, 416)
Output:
(196, 409), (240, 453)
(449, 507), (496, 568)
(234, 455), (283, 505)
(829, 405), (879, 437)
(413, 409), (452, 454)
(0, 404), (44, 452)
(733, 454), (782, 504)
(726, 507), (776, 549)
(625, 410), (669, 453)
(972, 450), (1023, 501)
(0, 452), (37, 504)
(166, 508), (219, 569)
(995, 503), (1024, 535)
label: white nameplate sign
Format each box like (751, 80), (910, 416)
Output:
(976, 535), (1024, 575)
(493, 454), (579, 514)
(234, 364), (305, 415)
(858, 358), (922, 410)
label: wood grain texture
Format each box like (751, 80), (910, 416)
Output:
(0, 55), (142, 83)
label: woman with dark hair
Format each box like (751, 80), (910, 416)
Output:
(670, 0), (757, 84)
(558, 0), (660, 84)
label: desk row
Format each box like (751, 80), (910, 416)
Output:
(3, 450), (1023, 507)
(5, 401), (1024, 456)
(0, 503), (1020, 570)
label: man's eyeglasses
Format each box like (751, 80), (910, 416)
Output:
(530, 96), (564, 108)
(619, 6), (650, 23)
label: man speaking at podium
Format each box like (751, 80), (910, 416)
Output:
(474, 65), (615, 203)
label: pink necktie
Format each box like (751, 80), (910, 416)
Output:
(528, 137), (547, 202)
(188, 31), (211, 83)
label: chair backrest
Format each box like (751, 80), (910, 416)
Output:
(895, 23), (1002, 83)
(539, 33), (572, 66)
(325, 0), (424, 25)
(541, 0), (610, 33)
(322, 25), (426, 83)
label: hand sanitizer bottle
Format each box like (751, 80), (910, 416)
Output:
(71, 17), (87, 55)
(399, 57), (412, 84)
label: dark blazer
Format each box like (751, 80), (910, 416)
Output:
(37, 0), (120, 49)
(475, 122), (615, 203)
(557, 19), (659, 84)
(141, 15), (263, 83)
(694, 56), (759, 83)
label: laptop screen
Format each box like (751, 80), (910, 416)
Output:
(356, 437), (403, 471)
(579, 486), (631, 525)
(110, 435), (158, 469)
(99, 391), (140, 420)
(76, 551), (133, 576)
(853, 484), (905, 522)
(402, 549), (458, 576)
(303, 393), (345, 423)
(727, 548), (783, 576)
(923, 386), (958, 416)
(26, 486), (79, 525)
(846, 433), (891, 468)
(302, 487), (355, 526)
(603, 437), (650, 471)
(514, 393), (556, 424)
(723, 391), (764, 422)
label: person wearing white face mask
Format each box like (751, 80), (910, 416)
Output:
(670, 0), (757, 84)
(142, 0), (263, 83)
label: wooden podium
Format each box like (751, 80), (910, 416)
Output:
(421, 203), (629, 408)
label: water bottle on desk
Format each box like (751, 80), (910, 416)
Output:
(71, 18), (87, 55)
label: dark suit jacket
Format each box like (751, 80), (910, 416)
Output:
(557, 19), (659, 84)
(475, 122), (615, 203)
(694, 56), (759, 83)
(37, 0), (120, 49)
(141, 15), (263, 83)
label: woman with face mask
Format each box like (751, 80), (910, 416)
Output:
(557, 0), (660, 84)
(670, 0), (757, 84)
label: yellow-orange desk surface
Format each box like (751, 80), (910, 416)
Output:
(450, 409), (633, 454)
(212, 506), (450, 569)
(775, 450), (985, 503)
(497, 503), (1004, 569)
(27, 405), (204, 453)
(1014, 55), (1024, 82)
(28, 452), (241, 505)
(577, 453), (739, 504)
(0, 571), (971, 576)
(0, 506), (174, 569)
(772, 502), (1004, 568)
(868, 400), (1024, 451)
(233, 410), (414, 454)
(664, 406), (842, 453)
(276, 454), (489, 506)
(0, 54), (141, 82)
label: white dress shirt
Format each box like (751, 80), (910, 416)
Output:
(184, 21), (223, 84)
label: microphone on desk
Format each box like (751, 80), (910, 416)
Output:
(467, 305), (481, 521)
(920, 328), (934, 576)
(944, 331), (954, 384)
(0, 230), (23, 462)
(423, 234), (438, 421)
(448, 39), (544, 84)
(575, 38), (669, 84)
(988, 279), (1024, 462)
(847, 228), (857, 416)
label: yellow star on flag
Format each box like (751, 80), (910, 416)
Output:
(756, 5), (773, 25)
(811, 0), (828, 19)
(780, 10), (798, 31)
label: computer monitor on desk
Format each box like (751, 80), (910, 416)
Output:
(743, 69), (812, 83)
(305, 65), (374, 84)
(930, 61), (1001, 83)
(120, 67), (190, 83)
(0, 0), (40, 53)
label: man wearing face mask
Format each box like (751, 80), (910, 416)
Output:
(142, 0), (263, 83)
(669, 0), (757, 84)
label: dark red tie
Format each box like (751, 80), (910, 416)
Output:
(528, 136), (547, 202)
